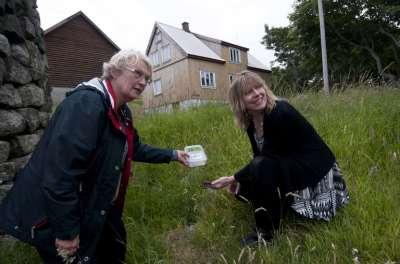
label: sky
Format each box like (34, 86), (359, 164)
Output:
(37, 0), (295, 69)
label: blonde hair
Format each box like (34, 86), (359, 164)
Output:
(229, 71), (277, 129)
(102, 49), (152, 79)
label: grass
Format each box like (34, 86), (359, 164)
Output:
(0, 86), (399, 263)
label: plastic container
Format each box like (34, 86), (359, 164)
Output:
(184, 145), (207, 167)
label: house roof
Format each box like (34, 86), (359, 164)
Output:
(146, 22), (269, 71)
(151, 22), (225, 63)
(44, 11), (120, 51)
(247, 53), (270, 72)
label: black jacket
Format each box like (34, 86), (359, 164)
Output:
(0, 78), (174, 257)
(234, 100), (335, 193)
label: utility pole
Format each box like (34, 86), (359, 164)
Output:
(317, 0), (330, 95)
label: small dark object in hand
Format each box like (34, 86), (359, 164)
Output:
(202, 181), (217, 189)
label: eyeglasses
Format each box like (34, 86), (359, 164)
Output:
(124, 67), (152, 84)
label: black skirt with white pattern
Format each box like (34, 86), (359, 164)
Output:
(288, 163), (349, 221)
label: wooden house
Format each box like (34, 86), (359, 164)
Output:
(44, 11), (119, 103)
(143, 22), (271, 112)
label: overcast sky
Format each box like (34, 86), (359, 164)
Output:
(37, 0), (295, 68)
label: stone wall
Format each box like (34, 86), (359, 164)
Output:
(0, 0), (51, 202)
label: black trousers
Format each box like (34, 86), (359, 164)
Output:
(236, 157), (291, 236)
(36, 209), (127, 264)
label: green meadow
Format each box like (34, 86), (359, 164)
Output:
(1, 87), (399, 263)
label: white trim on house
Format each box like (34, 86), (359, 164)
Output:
(153, 79), (162, 96)
(161, 44), (171, 64)
(150, 51), (161, 67)
(229, 48), (241, 63)
(200, 70), (216, 88)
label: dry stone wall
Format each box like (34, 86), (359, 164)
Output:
(0, 0), (51, 203)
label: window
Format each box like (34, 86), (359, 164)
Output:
(150, 51), (160, 67)
(229, 48), (241, 63)
(161, 45), (171, 63)
(228, 74), (234, 84)
(153, 79), (162, 95)
(200, 71), (216, 88)
(155, 32), (162, 43)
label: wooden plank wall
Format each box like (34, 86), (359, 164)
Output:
(45, 16), (118, 88)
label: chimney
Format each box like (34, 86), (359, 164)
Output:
(182, 22), (190, 32)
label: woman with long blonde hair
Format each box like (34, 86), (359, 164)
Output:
(209, 71), (349, 246)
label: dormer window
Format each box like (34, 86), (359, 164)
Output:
(155, 32), (162, 43)
(229, 48), (241, 63)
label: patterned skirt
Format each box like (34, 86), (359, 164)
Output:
(288, 163), (349, 221)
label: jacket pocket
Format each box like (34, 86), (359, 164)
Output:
(30, 217), (53, 246)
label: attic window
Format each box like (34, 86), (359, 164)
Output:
(155, 32), (162, 43)
(161, 45), (171, 63)
(229, 48), (241, 63)
(150, 51), (160, 67)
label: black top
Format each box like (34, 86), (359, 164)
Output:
(234, 100), (335, 193)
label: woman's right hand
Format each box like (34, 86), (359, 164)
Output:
(210, 176), (235, 189)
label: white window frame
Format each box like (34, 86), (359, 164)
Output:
(151, 51), (160, 67)
(229, 48), (241, 63)
(161, 45), (171, 64)
(200, 71), (216, 88)
(153, 79), (162, 96)
(155, 32), (162, 43)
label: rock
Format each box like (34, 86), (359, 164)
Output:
(0, 57), (5, 84)
(0, 33), (11, 57)
(0, 162), (16, 183)
(16, 108), (40, 132)
(26, 41), (46, 80)
(13, 0), (26, 16)
(9, 133), (40, 157)
(35, 128), (43, 137)
(0, 0), (5, 15)
(0, 110), (25, 137)
(9, 153), (31, 174)
(18, 83), (44, 107)
(0, 141), (10, 162)
(5, 58), (32, 85)
(11, 43), (30, 66)
(0, 83), (22, 108)
(38, 111), (51, 128)
(1, 15), (24, 43)
(23, 16), (36, 40)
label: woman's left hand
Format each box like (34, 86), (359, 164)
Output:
(176, 150), (190, 166)
(211, 176), (235, 189)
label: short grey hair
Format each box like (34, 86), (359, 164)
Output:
(102, 49), (152, 79)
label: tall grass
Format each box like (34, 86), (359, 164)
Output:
(0, 86), (399, 263)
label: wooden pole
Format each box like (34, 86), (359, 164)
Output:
(317, 0), (330, 95)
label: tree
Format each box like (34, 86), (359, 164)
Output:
(263, 0), (400, 91)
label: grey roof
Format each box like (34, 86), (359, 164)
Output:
(247, 53), (269, 71)
(148, 22), (269, 71)
(157, 23), (224, 62)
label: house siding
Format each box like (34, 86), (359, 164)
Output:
(45, 15), (118, 88)
(143, 59), (190, 109)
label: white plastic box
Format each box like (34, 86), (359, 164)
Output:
(184, 145), (207, 167)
